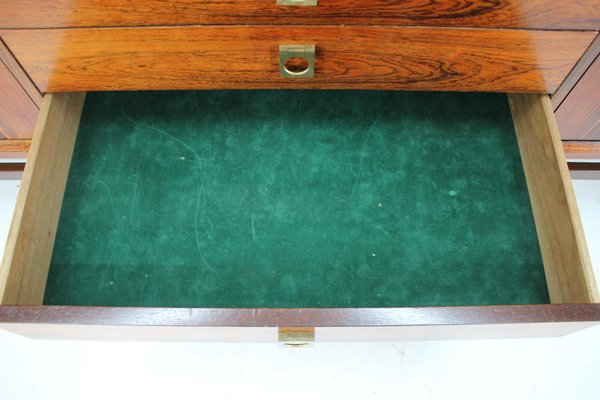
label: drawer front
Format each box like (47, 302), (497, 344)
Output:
(0, 27), (595, 93)
(0, 0), (598, 30)
(1, 305), (600, 341)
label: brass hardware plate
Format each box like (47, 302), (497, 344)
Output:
(279, 45), (315, 78)
(277, 0), (318, 6)
(278, 327), (315, 347)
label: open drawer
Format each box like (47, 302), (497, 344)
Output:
(0, 91), (598, 343)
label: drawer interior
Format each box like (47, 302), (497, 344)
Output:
(47, 90), (549, 308)
(1, 91), (597, 309)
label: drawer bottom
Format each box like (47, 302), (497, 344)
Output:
(44, 90), (547, 308)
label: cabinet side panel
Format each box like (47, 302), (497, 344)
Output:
(556, 55), (600, 141)
(0, 38), (42, 108)
(0, 59), (38, 139)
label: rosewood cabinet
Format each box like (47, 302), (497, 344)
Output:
(0, 0), (599, 343)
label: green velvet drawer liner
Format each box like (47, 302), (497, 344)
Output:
(44, 90), (549, 308)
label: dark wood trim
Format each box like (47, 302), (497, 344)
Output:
(1, 304), (600, 327)
(0, 162), (25, 172)
(552, 34), (600, 110)
(569, 162), (600, 171)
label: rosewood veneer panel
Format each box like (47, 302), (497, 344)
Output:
(0, 59), (38, 139)
(0, 27), (595, 93)
(556, 55), (600, 141)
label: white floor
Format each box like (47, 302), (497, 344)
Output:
(0, 177), (599, 400)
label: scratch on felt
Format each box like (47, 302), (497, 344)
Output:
(200, 257), (222, 279)
(194, 179), (204, 254)
(431, 265), (451, 285)
(351, 157), (364, 196)
(194, 178), (221, 279)
(96, 180), (118, 224)
(120, 105), (210, 162)
(375, 225), (393, 238)
(287, 273), (297, 294)
(251, 212), (257, 242)
(351, 129), (372, 196)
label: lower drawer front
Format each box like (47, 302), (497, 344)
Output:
(0, 26), (595, 93)
(0, 91), (597, 341)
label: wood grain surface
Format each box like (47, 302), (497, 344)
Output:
(0, 0), (598, 30)
(0, 59), (38, 139)
(556, 55), (600, 141)
(552, 34), (600, 110)
(0, 139), (30, 153)
(0, 38), (42, 108)
(1, 304), (600, 327)
(0, 93), (85, 305)
(508, 94), (598, 304)
(563, 141), (600, 160)
(0, 27), (595, 93)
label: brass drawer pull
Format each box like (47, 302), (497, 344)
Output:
(277, 0), (318, 6)
(279, 44), (315, 78)
(278, 327), (315, 347)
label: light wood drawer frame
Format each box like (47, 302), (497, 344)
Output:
(0, 92), (598, 342)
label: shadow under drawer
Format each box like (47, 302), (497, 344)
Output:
(42, 90), (548, 308)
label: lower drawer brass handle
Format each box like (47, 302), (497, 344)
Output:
(277, 0), (318, 6)
(278, 327), (315, 347)
(279, 44), (315, 78)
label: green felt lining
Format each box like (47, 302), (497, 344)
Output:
(44, 90), (549, 308)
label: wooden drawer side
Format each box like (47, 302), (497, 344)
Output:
(508, 93), (598, 304)
(0, 93), (85, 305)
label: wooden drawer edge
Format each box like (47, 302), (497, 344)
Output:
(563, 141), (600, 160)
(2, 304), (600, 326)
(0, 139), (31, 154)
(1, 305), (600, 341)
